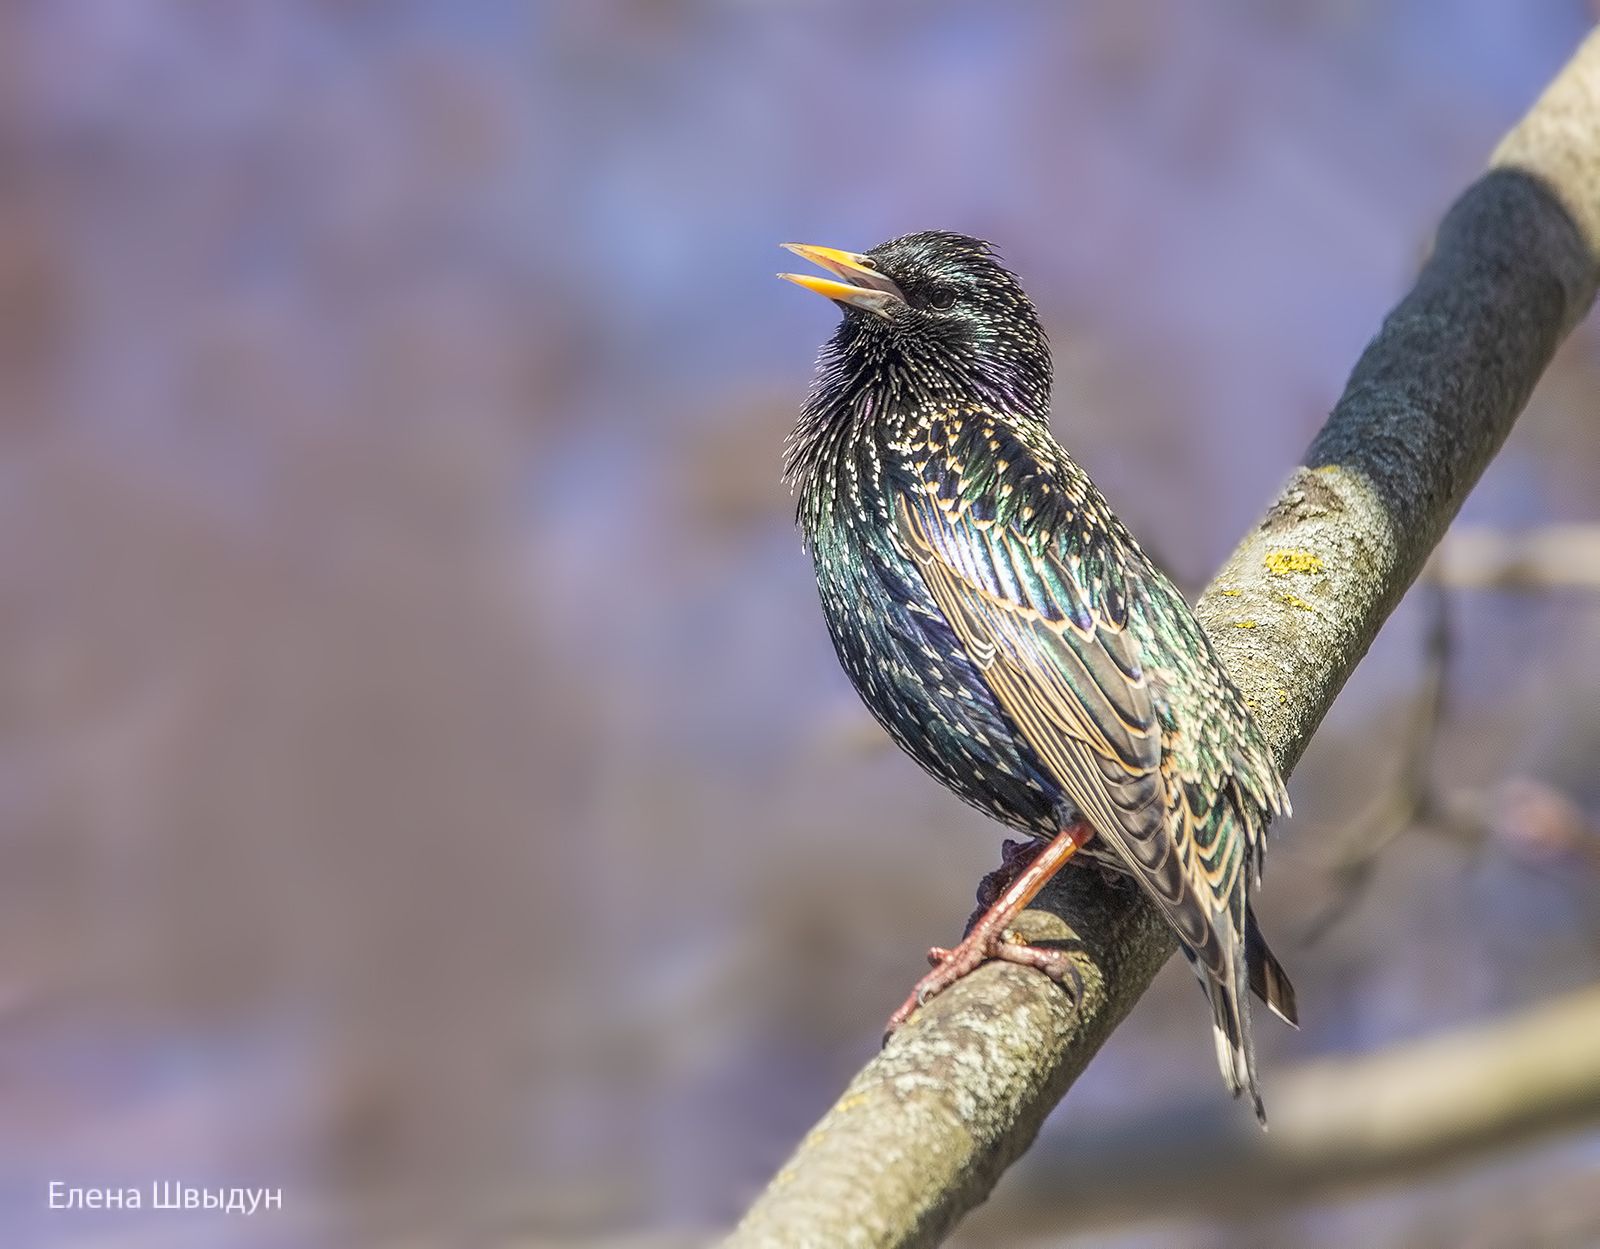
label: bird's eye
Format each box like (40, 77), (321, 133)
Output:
(928, 288), (956, 311)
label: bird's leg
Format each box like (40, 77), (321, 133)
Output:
(884, 820), (1094, 1039)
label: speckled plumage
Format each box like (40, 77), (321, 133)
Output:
(783, 231), (1293, 1117)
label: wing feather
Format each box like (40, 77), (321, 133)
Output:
(896, 491), (1234, 977)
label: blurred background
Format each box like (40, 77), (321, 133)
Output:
(3, 2), (1600, 1246)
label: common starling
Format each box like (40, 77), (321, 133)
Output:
(779, 231), (1296, 1120)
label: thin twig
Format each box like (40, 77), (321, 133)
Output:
(1304, 523), (1600, 940)
(1300, 576), (1452, 943)
(1432, 523), (1600, 590)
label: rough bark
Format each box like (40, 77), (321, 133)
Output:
(725, 28), (1600, 1249)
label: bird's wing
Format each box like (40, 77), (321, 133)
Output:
(895, 490), (1236, 972)
(1136, 583), (1287, 890)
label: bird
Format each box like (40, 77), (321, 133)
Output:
(777, 230), (1296, 1121)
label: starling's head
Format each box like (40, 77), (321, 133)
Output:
(779, 231), (1050, 415)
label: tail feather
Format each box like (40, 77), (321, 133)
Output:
(1245, 905), (1298, 1028)
(1190, 909), (1296, 1129)
(1203, 972), (1266, 1127)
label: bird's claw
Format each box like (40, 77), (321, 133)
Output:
(882, 926), (1080, 1045)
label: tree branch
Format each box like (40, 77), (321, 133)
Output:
(725, 29), (1600, 1249)
(984, 985), (1600, 1232)
(1432, 524), (1600, 590)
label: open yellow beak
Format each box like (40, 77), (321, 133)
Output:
(778, 243), (905, 318)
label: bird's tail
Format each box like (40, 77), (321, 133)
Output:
(1200, 960), (1267, 1127)
(1246, 905), (1298, 1027)
(1194, 911), (1296, 1128)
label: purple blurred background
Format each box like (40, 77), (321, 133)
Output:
(3, 2), (1600, 1246)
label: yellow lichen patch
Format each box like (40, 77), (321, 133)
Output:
(1232, 620), (1258, 629)
(1217, 588), (1242, 597)
(1277, 592), (1315, 611)
(1264, 548), (1324, 576)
